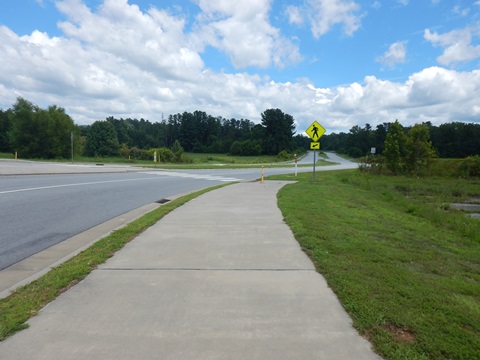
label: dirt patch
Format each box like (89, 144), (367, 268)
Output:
(58, 279), (80, 295)
(363, 323), (417, 344)
(382, 323), (416, 343)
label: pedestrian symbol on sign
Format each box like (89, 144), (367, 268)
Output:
(305, 121), (326, 142)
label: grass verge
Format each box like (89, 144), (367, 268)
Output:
(1, 152), (335, 169)
(272, 170), (480, 360)
(0, 184), (228, 341)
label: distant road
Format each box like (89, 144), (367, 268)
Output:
(0, 153), (357, 271)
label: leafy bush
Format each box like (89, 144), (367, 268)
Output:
(157, 147), (174, 163)
(459, 155), (480, 177)
(277, 150), (289, 161)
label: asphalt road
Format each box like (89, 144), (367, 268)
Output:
(0, 152), (357, 271)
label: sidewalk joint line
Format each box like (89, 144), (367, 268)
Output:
(100, 268), (315, 272)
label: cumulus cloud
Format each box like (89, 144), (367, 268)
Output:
(306, 0), (361, 38)
(425, 23), (480, 66)
(376, 41), (407, 67)
(320, 67), (480, 132)
(57, 0), (203, 80)
(285, 0), (362, 38)
(192, 0), (302, 69)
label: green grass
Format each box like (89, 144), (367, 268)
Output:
(272, 170), (480, 359)
(185, 152), (286, 164)
(0, 153), (15, 159)
(1, 152), (335, 169)
(0, 184), (228, 341)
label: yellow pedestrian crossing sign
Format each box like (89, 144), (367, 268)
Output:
(310, 142), (320, 150)
(306, 121), (326, 141)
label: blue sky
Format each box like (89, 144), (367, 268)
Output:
(1, 0), (479, 134)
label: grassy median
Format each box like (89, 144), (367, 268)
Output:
(274, 170), (480, 360)
(0, 184), (227, 341)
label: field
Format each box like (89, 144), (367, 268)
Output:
(271, 170), (480, 359)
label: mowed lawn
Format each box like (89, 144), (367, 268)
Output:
(272, 170), (480, 360)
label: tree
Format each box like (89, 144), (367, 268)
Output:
(8, 98), (39, 157)
(7, 98), (78, 159)
(260, 108), (295, 155)
(383, 120), (407, 174)
(45, 105), (79, 158)
(171, 140), (184, 162)
(0, 108), (12, 152)
(373, 123), (389, 154)
(346, 124), (373, 157)
(404, 124), (436, 174)
(430, 122), (480, 158)
(84, 121), (120, 157)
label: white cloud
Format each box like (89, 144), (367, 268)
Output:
(452, 5), (470, 17)
(56, 0), (203, 80)
(286, 5), (304, 25)
(192, 0), (302, 69)
(425, 23), (480, 66)
(306, 0), (361, 38)
(376, 41), (407, 67)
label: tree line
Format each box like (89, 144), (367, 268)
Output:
(82, 108), (302, 158)
(321, 121), (480, 159)
(1, 98), (305, 160)
(1, 97), (478, 162)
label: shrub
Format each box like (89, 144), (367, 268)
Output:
(277, 150), (289, 161)
(459, 155), (480, 177)
(157, 147), (175, 163)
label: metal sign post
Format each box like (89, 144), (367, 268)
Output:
(305, 121), (326, 182)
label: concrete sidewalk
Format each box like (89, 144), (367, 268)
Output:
(0, 181), (381, 360)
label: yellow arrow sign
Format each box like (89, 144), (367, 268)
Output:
(305, 121), (326, 141)
(310, 142), (320, 150)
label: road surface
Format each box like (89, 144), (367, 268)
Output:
(0, 152), (357, 271)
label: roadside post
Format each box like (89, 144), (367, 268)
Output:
(261, 166), (265, 184)
(154, 150), (157, 167)
(294, 154), (298, 177)
(305, 120), (326, 182)
(366, 147), (376, 166)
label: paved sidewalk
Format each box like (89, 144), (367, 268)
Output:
(0, 181), (381, 360)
